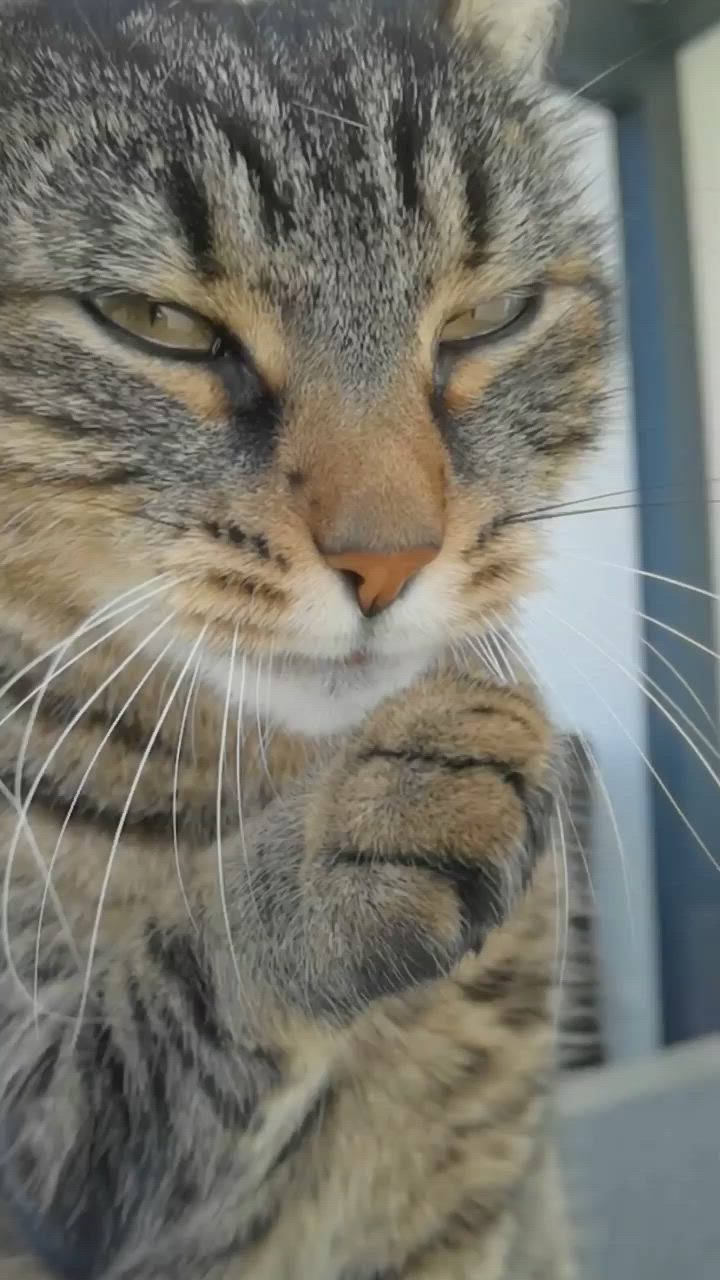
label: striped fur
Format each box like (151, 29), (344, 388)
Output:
(0, 1), (608, 1276)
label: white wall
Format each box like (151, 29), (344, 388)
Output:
(521, 101), (661, 1061)
(678, 25), (720, 656)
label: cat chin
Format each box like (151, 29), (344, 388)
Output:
(253, 655), (433, 737)
(201, 648), (435, 738)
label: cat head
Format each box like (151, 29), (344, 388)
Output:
(0, 0), (607, 735)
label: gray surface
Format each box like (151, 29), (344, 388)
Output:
(559, 1037), (720, 1280)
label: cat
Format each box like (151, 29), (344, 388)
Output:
(0, 0), (608, 1276)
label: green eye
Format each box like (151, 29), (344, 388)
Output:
(87, 293), (223, 358)
(439, 292), (535, 345)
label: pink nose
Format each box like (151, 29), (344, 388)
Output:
(324, 547), (439, 617)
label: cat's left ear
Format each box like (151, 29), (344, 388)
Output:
(441, 0), (564, 79)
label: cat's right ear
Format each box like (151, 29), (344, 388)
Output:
(439, 0), (564, 80)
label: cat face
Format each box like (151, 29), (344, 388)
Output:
(0, 0), (608, 735)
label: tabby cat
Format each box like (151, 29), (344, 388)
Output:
(0, 0), (608, 1276)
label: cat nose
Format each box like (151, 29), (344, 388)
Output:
(324, 547), (439, 617)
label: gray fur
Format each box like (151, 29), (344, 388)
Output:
(0, 2), (607, 1277)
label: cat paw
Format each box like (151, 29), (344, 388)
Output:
(310, 673), (556, 966)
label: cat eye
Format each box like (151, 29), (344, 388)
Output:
(439, 292), (536, 346)
(86, 293), (224, 359)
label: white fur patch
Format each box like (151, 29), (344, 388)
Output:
(452, 0), (563, 76)
(221, 649), (435, 737)
(156, 564), (457, 736)
(126, 557), (467, 738)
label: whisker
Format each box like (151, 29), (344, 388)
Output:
(12, 574), (161, 808)
(265, 639), (275, 727)
(566, 37), (667, 101)
(465, 633), (507, 682)
(18, 600), (120, 1013)
(14, 617), (79, 813)
(255, 653), (280, 802)
(484, 632), (511, 680)
(480, 635), (506, 677)
(512, 497), (720, 525)
(506, 477), (720, 524)
(2, 611), (178, 1010)
(553, 800), (571, 1003)
(264, 639), (279, 781)
(0, 775), (81, 1000)
(35, 630), (181, 1019)
(534, 603), (720, 878)
(218, 628), (242, 985)
(530, 587), (719, 764)
(541, 602), (720, 799)
(1, 501), (43, 537)
(70, 0), (106, 53)
(558, 749), (599, 908)
(256, 0), (280, 23)
(632, 631), (718, 737)
(189, 651), (203, 769)
(290, 100), (369, 131)
(626, 607), (720, 666)
(71, 628), (197, 1043)
(497, 619), (632, 931)
(0, 576), (177, 733)
(173, 639), (207, 935)
(236, 653), (266, 936)
(598, 620), (718, 760)
(556, 550), (720, 605)
(546, 574), (720, 668)
(155, 653), (183, 724)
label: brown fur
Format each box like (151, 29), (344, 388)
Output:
(0, 1), (605, 1276)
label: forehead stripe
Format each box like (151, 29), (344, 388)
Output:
(166, 158), (220, 278)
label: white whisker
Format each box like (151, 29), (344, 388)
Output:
(557, 549), (720, 605)
(34, 631), (177, 1022)
(468, 628), (587, 972)
(554, 800), (570, 999)
(1, 502), (41, 537)
(464, 634), (504, 681)
(154, 653), (183, 724)
(255, 652), (280, 803)
(540, 572), (720, 765)
(540, 602), (720, 812)
(0, 576), (176, 734)
(560, 756), (598, 906)
(533, 606), (720, 878)
(0, 776), (81, 1003)
(14, 615), (79, 813)
(544, 577), (719, 741)
(264, 638), (276, 747)
(641, 634), (717, 735)
(236, 653), (266, 934)
(218, 628), (242, 985)
(290, 100), (368, 131)
(34, 626), (207, 1017)
(481, 635), (507, 679)
(474, 631), (513, 682)
(173, 638), (207, 935)
(566, 38), (665, 102)
(497, 618), (632, 932)
(580, 614), (720, 763)
(2, 611), (178, 1009)
(71, 628), (194, 1044)
(189, 653), (203, 768)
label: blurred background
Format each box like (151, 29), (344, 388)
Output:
(526, 2), (720, 1275)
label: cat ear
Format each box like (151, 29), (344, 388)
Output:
(441, 0), (563, 79)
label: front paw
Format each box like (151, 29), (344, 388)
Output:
(313, 673), (556, 957)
